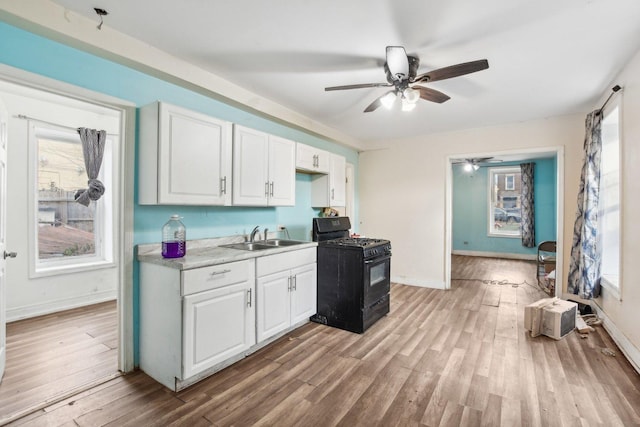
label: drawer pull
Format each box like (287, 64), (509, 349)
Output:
(209, 269), (231, 277)
(247, 288), (252, 307)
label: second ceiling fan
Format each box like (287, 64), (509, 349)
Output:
(325, 46), (489, 112)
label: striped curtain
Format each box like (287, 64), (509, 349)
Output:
(567, 111), (602, 299)
(520, 162), (535, 247)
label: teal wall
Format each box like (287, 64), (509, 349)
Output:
(452, 158), (557, 255)
(0, 21), (358, 364)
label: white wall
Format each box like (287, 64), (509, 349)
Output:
(0, 80), (119, 320)
(595, 48), (640, 369)
(359, 114), (584, 289)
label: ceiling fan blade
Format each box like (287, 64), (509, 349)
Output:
(363, 90), (394, 113)
(414, 59), (489, 83)
(325, 82), (392, 91)
(413, 85), (450, 103)
(386, 46), (409, 81)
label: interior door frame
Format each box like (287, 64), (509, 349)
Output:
(444, 146), (565, 295)
(0, 63), (136, 373)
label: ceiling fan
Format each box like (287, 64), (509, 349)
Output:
(325, 46), (489, 113)
(452, 157), (502, 171)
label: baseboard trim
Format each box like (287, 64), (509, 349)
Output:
(6, 290), (117, 322)
(391, 276), (446, 289)
(452, 250), (537, 261)
(592, 305), (640, 375)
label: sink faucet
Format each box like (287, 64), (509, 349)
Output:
(263, 228), (269, 241)
(249, 226), (260, 242)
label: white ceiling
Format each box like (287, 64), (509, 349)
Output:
(50, 0), (640, 148)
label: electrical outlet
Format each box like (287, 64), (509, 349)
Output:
(277, 225), (286, 231)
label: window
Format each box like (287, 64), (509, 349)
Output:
(488, 167), (522, 237)
(30, 124), (114, 275)
(505, 174), (515, 190)
(599, 102), (621, 296)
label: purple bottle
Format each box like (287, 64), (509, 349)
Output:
(162, 215), (186, 258)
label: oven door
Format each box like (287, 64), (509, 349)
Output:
(363, 254), (391, 306)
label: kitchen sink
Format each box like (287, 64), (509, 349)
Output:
(220, 242), (274, 251)
(263, 239), (306, 247)
(220, 239), (307, 251)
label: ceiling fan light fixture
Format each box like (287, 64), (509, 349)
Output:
(464, 162), (473, 172)
(403, 87), (420, 104)
(401, 97), (416, 112)
(380, 92), (397, 109)
(473, 164), (480, 171)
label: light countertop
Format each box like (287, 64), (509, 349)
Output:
(137, 236), (317, 270)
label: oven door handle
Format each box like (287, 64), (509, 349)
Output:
(364, 254), (391, 264)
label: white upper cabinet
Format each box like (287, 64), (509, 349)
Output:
(329, 153), (346, 207)
(296, 143), (330, 174)
(139, 102), (232, 205)
(311, 153), (346, 207)
(232, 125), (295, 206)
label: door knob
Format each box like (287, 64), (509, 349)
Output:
(3, 251), (17, 259)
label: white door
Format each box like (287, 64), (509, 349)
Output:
(256, 270), (291, 342)
(267, 136), (295, 206)
(182, 281), (254, 378)
(232, 125), (269, 206)
(290, 263), (317, 324)
(158, 103), (232, 205)
(330, 154), (346, 207)
(0, 98), (7, 381)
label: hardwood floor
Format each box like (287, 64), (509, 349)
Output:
(0, 301), (119, 425)
(7, 256), (640, 426)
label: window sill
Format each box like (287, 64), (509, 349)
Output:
(488, 232), (522, 239)
(31, 259), (116, 279)
(600, 274), (621, 301)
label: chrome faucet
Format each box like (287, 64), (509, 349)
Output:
(249, 226), (260, 242)
(263, 228), (269, 241)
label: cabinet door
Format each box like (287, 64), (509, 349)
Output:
(296, 143), (330, 174)
(232, 125), (269, 205)
(158, 103), (232, 205)
(290, 263), (317, 325)
(183, 281), (255, 379)
(268, 136), (296, 206)
(257, 271), (291, 342)
(329, 154), (346, 207)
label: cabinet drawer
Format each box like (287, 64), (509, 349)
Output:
(182, 259), (253, 296)
(257, 247), (316, 277)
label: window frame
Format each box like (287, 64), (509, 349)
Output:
(488, 166), (522, 238)
(28, 122), (116, 278)
(598, 97), (622, 300)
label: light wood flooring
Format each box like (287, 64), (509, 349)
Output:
(0, 301), (119, 425)
(6, 256), (640, 426)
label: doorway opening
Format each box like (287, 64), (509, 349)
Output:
(445, 147), (564, 294)
(0, 67), (134, 424)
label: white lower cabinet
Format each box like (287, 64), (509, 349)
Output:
(139, 246), (317, 391)
(182, 281), (254, 379)
(140, 259), (255, 391)
(256, 248), (317, 342)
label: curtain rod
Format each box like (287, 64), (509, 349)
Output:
(14, 114), (119, 137)
(598, 85), (622, 114)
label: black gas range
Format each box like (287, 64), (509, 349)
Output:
(311, 217), (391, 333)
